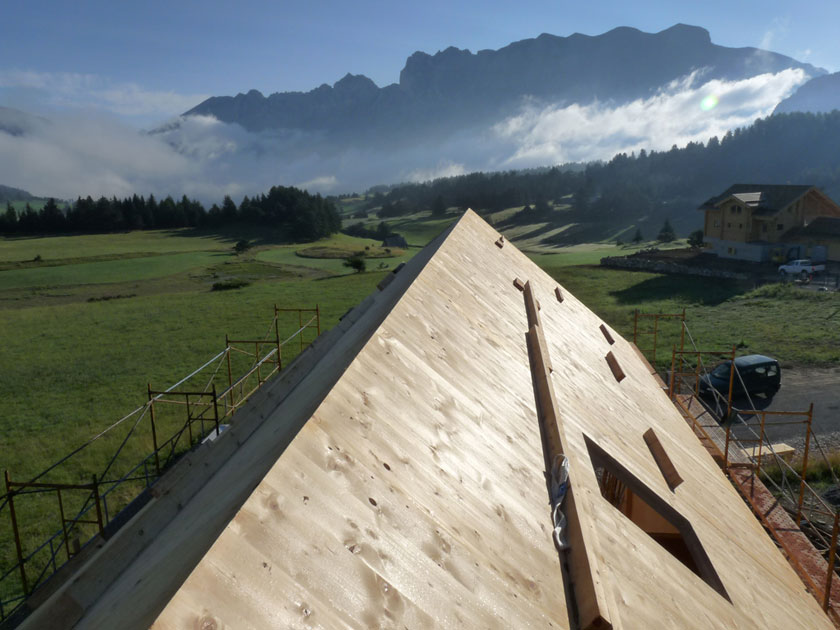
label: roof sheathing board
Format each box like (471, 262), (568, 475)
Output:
(152, 212), (570, 628)
(523, 246), (833, 628)
(157, 210), (832, 629)
(37, 210), (833, 629)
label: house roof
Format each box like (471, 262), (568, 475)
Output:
(785, 216), (840, 241)
(20, 211), (835, 630)
(731, 192), (763, 206)
(699, 184), (814, 215)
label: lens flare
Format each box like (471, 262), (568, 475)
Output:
(700, 95), (719, 111)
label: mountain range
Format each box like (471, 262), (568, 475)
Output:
(184, 24), (822, 147)
(1, 24), (835, 202)
(775, 71), (840, 114)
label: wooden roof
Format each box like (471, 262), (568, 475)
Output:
(699, 184), (815, 214)
(22, 210), (833, 630)
(791, 216), (840, 239)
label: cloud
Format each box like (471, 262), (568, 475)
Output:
(296, 175), (338, 191)
(0, 70), (207, 123)
(492, 69), (807, 168)
(0, 110), (349, 201)
(404, 161), (467, 183)
(0, 68), (810, 202)
(0, 111), (201, 199)
(759, 17), (789, 52)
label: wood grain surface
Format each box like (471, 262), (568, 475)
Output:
(28, 210), (831, 629)
(152, 210), (833, 629)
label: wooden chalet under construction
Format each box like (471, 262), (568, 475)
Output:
(15, 211), (835, 629)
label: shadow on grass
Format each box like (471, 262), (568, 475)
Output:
(1, 226), (306, 248)
(157, 226), (305, 247)
(610, 274), (749, 306)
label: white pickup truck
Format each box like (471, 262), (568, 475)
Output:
(778, 259), (825, 276)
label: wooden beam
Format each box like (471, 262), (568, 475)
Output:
(605, 351), (625, 382)
(643, 428), (684, 491)
(523, 280), (612, 630)
(599, 324), (615, 345)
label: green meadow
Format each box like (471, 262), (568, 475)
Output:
(0, 229), (398, 480)
(549, 266), (840, 368)
(0, 251), (225, 290)
(2, 212), (836, 483)
(0, 225), (398, 600)
(1, 207), (839, 607)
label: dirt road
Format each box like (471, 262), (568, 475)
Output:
(726, 366), (840, 446)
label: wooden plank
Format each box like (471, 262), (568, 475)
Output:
(746, 443), (795, 462)
(605, 351), (626, 382)
(523, 280), (612, 629)
(643, 428), (684, 491)
(148, 215), (571, 629)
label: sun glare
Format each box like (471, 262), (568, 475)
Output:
(700, 94), (719, 111)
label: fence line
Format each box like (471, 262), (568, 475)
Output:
(644, 311), (840, 619)
(0, 305), (320, 621)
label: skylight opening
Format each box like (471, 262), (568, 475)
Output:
(585, 435), (730, 602)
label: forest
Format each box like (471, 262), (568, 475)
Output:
(5, 111), (840, 242)
(0, 185), (342, 241)
(360, 111), (840, 234)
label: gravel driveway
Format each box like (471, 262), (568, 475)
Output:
(723, 366), (840, 449)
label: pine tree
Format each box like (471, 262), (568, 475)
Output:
(1, 202), (18, 233)
(657, 219), (676, 243)
(688, 230), (704, 249)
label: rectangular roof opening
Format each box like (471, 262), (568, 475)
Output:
(585, 435), (730, 602)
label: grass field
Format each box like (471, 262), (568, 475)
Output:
(1, 209), (839, 609)
(2, 215), (835, 480)
(0, 251), (226, 290)
(0, 228), (413, 480)
(549, 266), (840, 368)
(0, 229), (237, 262)
(257, 238), (413, 274)
(0, 226), (401, 601)
(343, 210), (456, 247)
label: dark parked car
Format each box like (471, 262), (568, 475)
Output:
(699, 355), (781, 399)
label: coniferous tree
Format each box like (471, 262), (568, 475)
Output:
(688, 230), (705, 249)
(657, 219), (676, 242)
(18, 203), (40, 232)
(221, 195), (238, 222)
(431, 194), (446, 217)
(1, 202), (18, 233)
(40, 198), (65, 232)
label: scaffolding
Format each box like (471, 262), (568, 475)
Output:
(0, 305), (320, 622)
(636, 309), (840, 625)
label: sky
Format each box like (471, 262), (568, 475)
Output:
(2, 1), (839, 126)
(1, 1), (838, 199)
